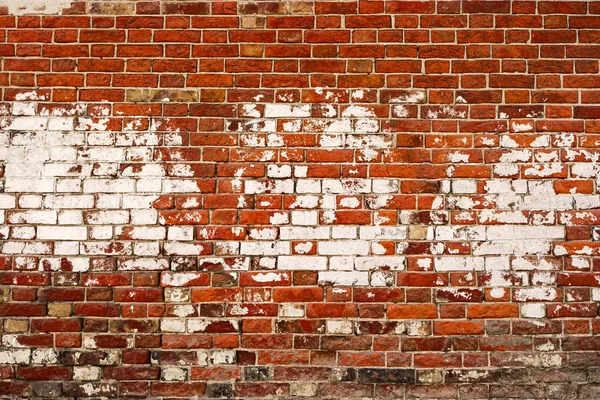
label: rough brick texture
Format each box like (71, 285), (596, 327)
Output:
(1, 0), (600, 398)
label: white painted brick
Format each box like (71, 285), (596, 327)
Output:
(528, 181), (555, 195)
(161, 367), (187, 381)
(117, 227), (165, 240)
(17, 195), (40, 208)
(516, 226), (564, 239)
(86, 211), (129, 225)
(37, 226), (87, 240)
(280, 227), (329, 240)
(163, 180), (203, 193)
(2, 241), (52, 255)
(288, 195), (319, 209)
(167, 227), (193, 241)
(296, 179), (321, 193)
(531, 272), (555, 286)
(574, 195), (600, 209)
(73, 366), (101, 381)
(11, 227), (35, 240)
(210, 349), (236, 365)
(277, 256), (327, 270)
(245, 179), (294, 194)
(318, 240), (370, 255)
(0, 194), (16, 209)
(318, 271), (369, 286)
(248, 228), (277, 240)
(90, 227), (113, 240)
(329, 256), (354, 271)
(119, 258), (168, 270)
(55, 242), (80, 255)
(44, 195), (94, 209)
(58, 211), (83, 225)
(96, 194), (121, 209)
(12, 102), (37, 116)
(31, 349), (59, 364)
(355, 257), (405, 271)
(137, 179), (162, 192)
(291, 211), (318, 226)
(485, 256), (510, 270)
(322, 179), (371, 194)
(121, 164), (164, 177)
(131, 210), (158, 225)
(515, 287), (557, 302)
(55, 178), (81, 192)
(122, 195), (160, 209)
(8, 211), (57, 224)
(435, 257), (485, 271)
(48, 117), (75, 131)
(267, 165), (292, 178)
(160, 319), (186, 333)
(521, 195), (574, 210)
(280, 304), (304, 318)
(435, 226), (485, 241)
(472, 241), (515, 256)
(5, 116), (47, 131)
(40, 258), (89, 272)
(164, 242), (206, 256)
(292, 166), (308, 179)
(240, 241), (290, 255)
(370, 271), (395, 286)
(359, 226), (407, 240)
(264, 104), (311, 118)
(332, 226), (357, 239)
(79, 147), (125, 162)
(84, 179), (135, 193)
(452, 180), (477, 194)
(5, 178), (55, 193)
(372, 179), (398, 193)
(326, 320), (353, 334)
(521, 303), (546, 318)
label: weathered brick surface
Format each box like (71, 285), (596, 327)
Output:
(1, 0), (600, 398)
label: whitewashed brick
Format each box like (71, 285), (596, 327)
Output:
(240, 241), (290, 255)
(168, 227), (194, 241)
(279, 304), (304, 318)
(280, 227), (329, 240)
(332, 226), (357, 239)
(265, 104), (311, 118)
(354, 257), (405, 271)
(359, 226), (407, 240)
(318, 240), (370, 255)
(37, 226), (87, 240)
(73, 366), (101, 381)
(267, 165), (292, 178)
(291, 211), (318, 226)
(84, 179), (135, 193)
(277, 256), (327, 270)
(327, 320), (353, 334)
(318, 271), (369, 286)
(245, 179), (294, 194)
(435, 257), (485, 271)
(8, 211), (57, 224)
(322, 179), (371, 194)
(160, 319), (186, 333)
(328, 256), (353, 271)
(521, 303), (546, 318)
(44, 195), (94, 209)
(296, 179), (321, 193)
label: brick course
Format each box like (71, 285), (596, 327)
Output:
(1, 0), (600, 398)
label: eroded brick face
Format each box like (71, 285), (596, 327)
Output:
(1, 1), (600, 398)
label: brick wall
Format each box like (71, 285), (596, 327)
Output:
(1, 0), (600, 398)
